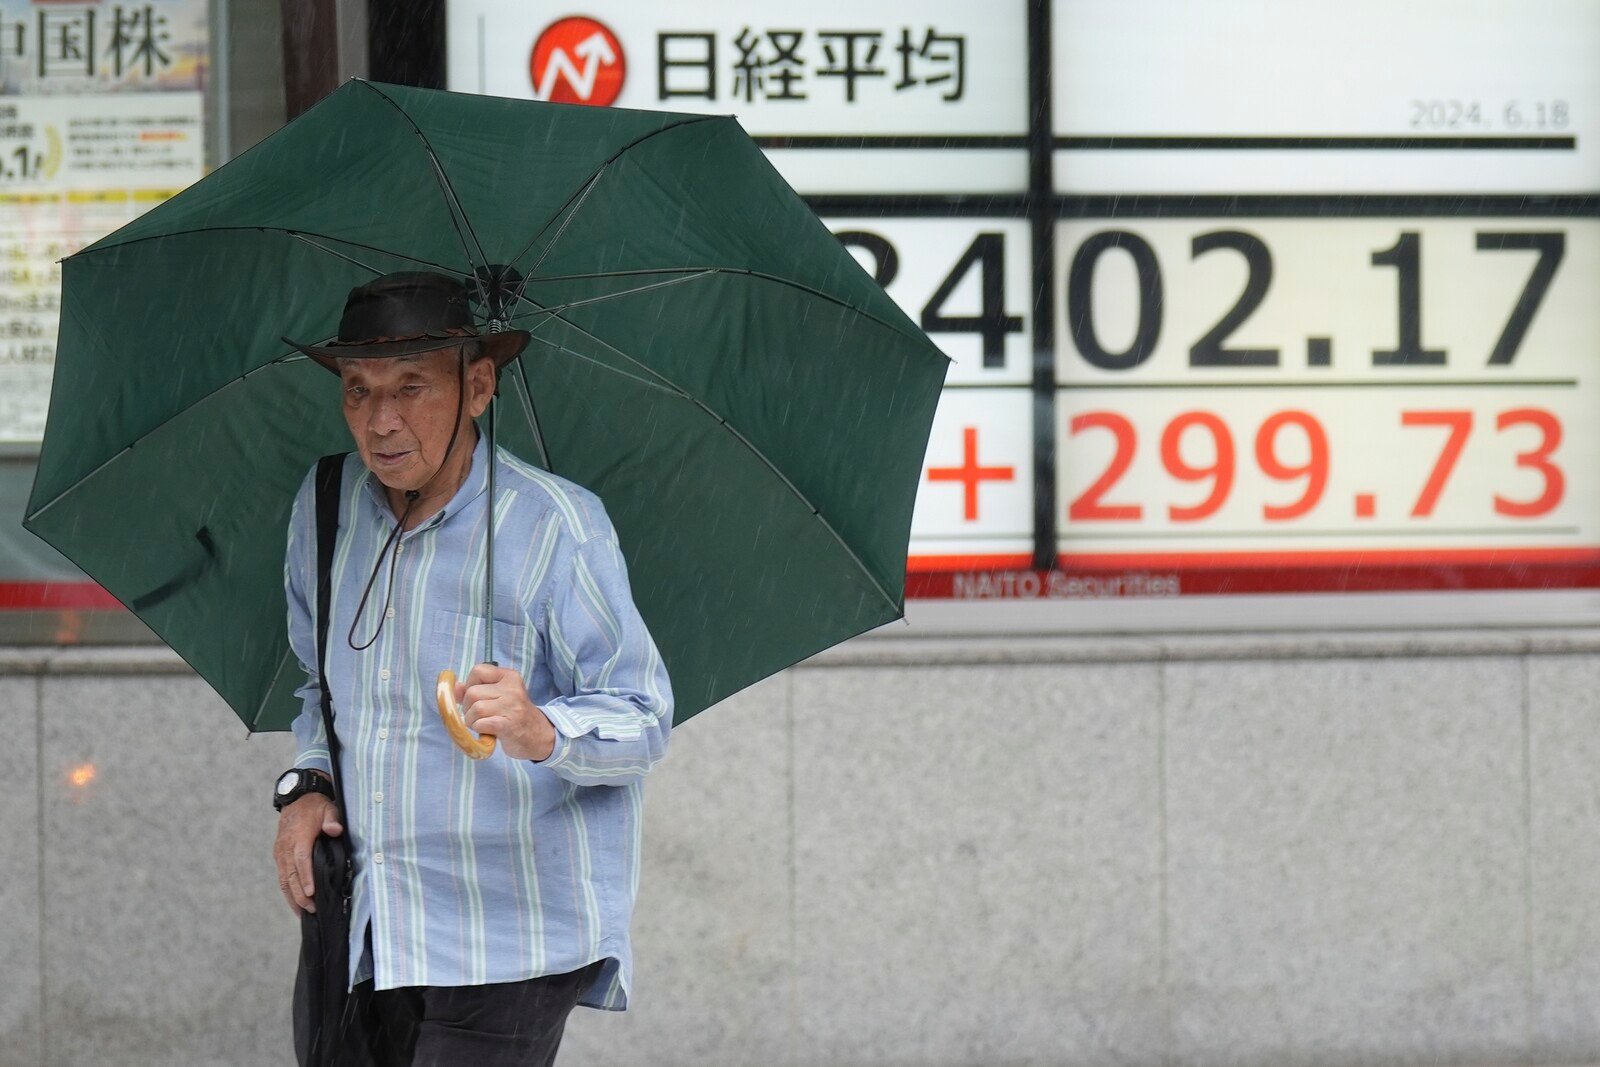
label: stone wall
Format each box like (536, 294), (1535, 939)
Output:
(5, 631), (1600, 1066)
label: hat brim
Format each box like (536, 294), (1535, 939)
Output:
(283, 329), (531, 375)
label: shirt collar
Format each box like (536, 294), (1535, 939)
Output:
(359, 428), (491, 534)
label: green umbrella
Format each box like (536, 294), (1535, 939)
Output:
(23, 80), (947, 730)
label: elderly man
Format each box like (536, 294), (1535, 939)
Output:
(270, 271), (673, 1065)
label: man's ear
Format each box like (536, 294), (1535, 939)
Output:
(466, 355), (497, 418)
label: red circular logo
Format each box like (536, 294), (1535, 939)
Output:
(529, 17), (626, 106)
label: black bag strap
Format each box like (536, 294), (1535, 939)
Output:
(314, 453), (349, 819)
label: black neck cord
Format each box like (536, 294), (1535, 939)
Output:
(344, 489), (418, 652)
(346, 352), (470, 653)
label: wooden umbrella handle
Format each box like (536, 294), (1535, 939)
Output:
(435, 669), (497, 760)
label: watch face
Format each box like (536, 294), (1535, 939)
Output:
(276, 771), (298, 796)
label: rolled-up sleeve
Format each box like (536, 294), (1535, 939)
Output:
(284, 471), (333, 777)
(537, 532), (673, 786)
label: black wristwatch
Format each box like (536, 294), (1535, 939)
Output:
(273, 767), (334, 811)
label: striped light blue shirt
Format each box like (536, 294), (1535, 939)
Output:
(284, 431), (673, 1009)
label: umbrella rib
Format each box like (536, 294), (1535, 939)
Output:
(64, 225), (465, 276)
(524, 267), (715, 283)
(516, 304), (904, 616)
(502, 116), (724, 308)
(26, 351), (301, 523)
(287, 232), (397, 278)
(358, 81), (492, 304)
(249, 647), (296, 733)
(524, 333), (689, 400)
(509, 359), (552, 468)
(515, 266), (945, 356)
(506, 270), (719, 327)
(516, 171), (600, 295)
(507, 290), (681, 397)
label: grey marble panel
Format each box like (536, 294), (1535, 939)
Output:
(0, 678), (41, 1067)
(1164, 657), (1528, 1067)
(40, 675), (297, 1067)
(1528, 654), (1600, 1059)
(562, 673), (793, 1067)
(790, 663), (1166, 1067)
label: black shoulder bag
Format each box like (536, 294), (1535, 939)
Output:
(292, 454), (377, 1067)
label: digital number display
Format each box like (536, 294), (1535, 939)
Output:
(884, 213), (1600, 598)
(1052, 218), (1599, 576)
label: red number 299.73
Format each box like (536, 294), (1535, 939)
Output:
(1067, 407), (1564, 523)
(1069, 409), (1329, 523)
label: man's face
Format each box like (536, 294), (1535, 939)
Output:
(338, 346), (496, 492)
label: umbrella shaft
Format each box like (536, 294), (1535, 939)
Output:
(485, 394), (496, 667)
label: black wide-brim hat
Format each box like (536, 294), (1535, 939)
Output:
(283, 270), (531, 373)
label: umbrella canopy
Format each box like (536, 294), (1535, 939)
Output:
(24, 80), (947, 730)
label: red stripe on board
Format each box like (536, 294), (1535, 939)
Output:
(907, 547), (1600, 571)
(905, 557), (1600, 599)
(908, 553), (1034, 572)
(1058, 547), (1600, 569)
(0, 582), (122, 611)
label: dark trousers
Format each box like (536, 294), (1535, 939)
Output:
(355, 960), (605, 1067)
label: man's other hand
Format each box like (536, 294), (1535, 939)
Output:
(456, 662), (557, 762)
(274, 791), (342, 917)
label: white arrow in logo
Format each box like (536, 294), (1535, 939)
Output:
(536, 31), (618, 101)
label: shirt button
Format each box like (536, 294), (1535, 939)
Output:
(378, 728), (389, 741)
(373, 852), (384, 865)
(385, 607), (395, 619)
(373, 791), (384, 804)
(379, 668), (391, 681)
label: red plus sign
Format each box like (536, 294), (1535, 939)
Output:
(927, 426), (1015, 521)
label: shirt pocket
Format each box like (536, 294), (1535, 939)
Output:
(432, 596), (531, 675)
